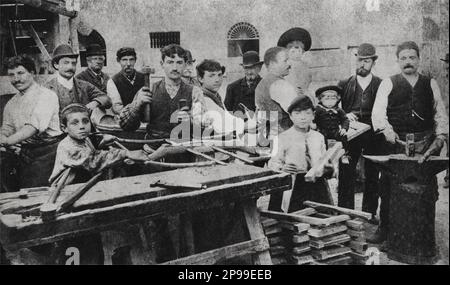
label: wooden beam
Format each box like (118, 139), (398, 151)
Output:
(162, 237), (269, 265)
(24, 24), (51, 61)
(347, 121), (371, 141)
(303, 201), (372, 220)
(304, 142), (344, 182)
(259, 210), (349, 227)
(17, 0), (77, 17)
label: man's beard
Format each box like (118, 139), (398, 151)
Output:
(356, 68), (370, 77)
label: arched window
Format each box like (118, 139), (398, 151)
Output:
(78, 29), (107, 67)
(227, 22), (259, 57)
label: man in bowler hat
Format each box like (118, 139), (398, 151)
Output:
(337, 43), (383, 222)
(76, 44), (109, 93)
(224, 51), (263, 117)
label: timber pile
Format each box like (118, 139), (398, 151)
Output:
(260, 201), (372, 265)
(261, 218), (287, 265)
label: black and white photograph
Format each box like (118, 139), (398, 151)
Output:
(0, 0), (448, 267)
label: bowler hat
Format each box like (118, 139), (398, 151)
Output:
(441, 53), (449, 63)
(355, 43), (378, 60)
(86, 44), (105, 57)
(240, 51), (263, 67)
(277, 27), (312, 51)
(315, 85), (342, 98)
(52, 44), (78, 68)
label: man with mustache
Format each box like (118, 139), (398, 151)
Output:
(45, 44), (111, 112)
(370, 41), (448, 244)
(224, 51), (263, 117)
(75, 44), (109, 93)
(119, 44), (207, 141)
(0, 54), (62, 191)
(336, 43), (382, 222)
(107, 47), (145, 114)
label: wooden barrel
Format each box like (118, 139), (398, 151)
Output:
(387, 178), (438, 264)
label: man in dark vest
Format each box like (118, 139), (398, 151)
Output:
(224, 51), (263, 117)
(75, 44), (109, 93)
(255, 46), (299, 142)
(370, 41), (448, 244)
(107, 47), (145, 114)
(119, 44), (206, 140)
(337, 43), (383, 222)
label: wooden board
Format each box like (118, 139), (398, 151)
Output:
(291, 245), (311, 255)
(311, 246), (352, 260)
(320, 254), (352, 265)
(259, 210), (350, 227)
(303, 201), (372, 220)
(346, 219), (365, 231)
(350, 251), (369, 265)
(290, 254), (314, 265)
(308, 224), (348, 238)
(310, 234), (351, 249)
(347, 121), (371, 141)
(291, 234), (310, 244)
(305, 143), (344, 182)
(0, 165), (291, 250)
(349, 241), (368, 254)
(347, 229), (365, 241)
(279, 222), (310, 233)
(264, 226), (283, 236)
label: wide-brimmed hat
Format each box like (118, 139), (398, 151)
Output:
(240, 51), (263, 67)
(52, 44), (78, 68)
(277, 27), (312, 51)
(355, 43), (378, 60)
(441, 53), (449, 63)
(86, 44), (105, 57)
(315, 85), (342, 98)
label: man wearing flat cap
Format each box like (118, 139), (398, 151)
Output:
(277, 27), (313, 100)
(45, 44), (111, 113)
(75, 44), (109, 93)
(370, 41), (449, 244)
(107, 47), (145, 114)
(336, 43), (382, 220)
(224, 51), (263, 116)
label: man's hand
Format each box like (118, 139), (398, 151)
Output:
(282, 163), (301, 174)
(346, 113), (359, 122)
(135, 87), (153, 107)
(418, 136), (445, 164)
(383, 128), (398, 144)
(0, 134), (10, 146)
(339, 129), (347, 136)
(126, 150), (148, 161)
(86, 101), (100, 111)
(177, 110), (191, 122)
(322, 162), (335, 179)
(98, 134), (117, 148)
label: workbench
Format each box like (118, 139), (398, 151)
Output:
(0, 164), (291, 265)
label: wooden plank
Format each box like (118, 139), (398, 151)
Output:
(303, 201), (372, 220)
(270, 245), (286, 256)
(271, 256), (286, 265)
(290, 254), (314, 265)
(210, 146), (254, 164)
(310, 234), (351, 249)
(24, 24), (51, 61)
(347, 121), (371, 141)
(311, 246), (352, 260)
(291, 234), (310, 244)
(291, 245), (311, 255)
(261, 218), (278, 228)
(259, 210), (343, 227)
(290, 208), (317, 216)
(268, 236), (284, 246)
(162, 237), (269, 265)
(264, 226), (283, 236)
(346, 219), (365, 231)
(349, 241), (368, 254)
(350, 251), (369, 265)
(305, 143), (344, 182)
(347, 229), (365, 241)
(308, 224), (348, 238)
(321, 254), (352, 265)
(242, 200), (272, 265)
(279, 222), (310, 233)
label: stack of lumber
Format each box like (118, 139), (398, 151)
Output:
(261, 218), (287, 265)
(346, 219), (369, 264)
(260, 201), (372, 265)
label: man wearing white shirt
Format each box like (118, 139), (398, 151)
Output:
(45, 44), (111, 112)
(255, 46), (299, 141)
(337, 43), (383, 221)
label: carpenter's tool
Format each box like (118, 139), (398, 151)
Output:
(40, 168), (75, 221)
(166, 140), (227, 165)
(57, 170), (105, 213)
(210, 146), (254, 164)
(142, 66), (156, 123)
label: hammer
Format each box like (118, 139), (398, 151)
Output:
(141, 66), (156, 123)
(40, 168), (75, 221)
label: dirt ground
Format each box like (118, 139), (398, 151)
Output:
(258, 171), (449, 265)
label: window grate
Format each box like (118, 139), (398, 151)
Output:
(149, 32), (181, 48)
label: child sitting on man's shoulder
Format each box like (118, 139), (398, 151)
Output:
(49, 103), (147, 183)
(268, 96), (334, 212)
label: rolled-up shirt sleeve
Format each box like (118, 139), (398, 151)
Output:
(430, 79), (449, 137)
(118, 100), (143, 131)
(27, 91), (59, 133)
(106, 79), (124, 114)
(371, 78), (393, 132)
